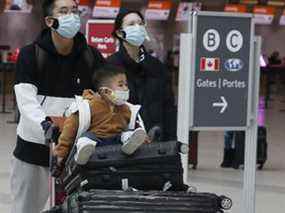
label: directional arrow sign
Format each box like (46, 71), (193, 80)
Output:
(212, 96), (228, 114)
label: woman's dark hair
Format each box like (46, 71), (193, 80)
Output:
(42, 0), (56, 17)
(92, 65), (126, 91)
(112, 9), (145, 40)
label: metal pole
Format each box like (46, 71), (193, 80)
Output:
(177, 33), (192, 185)
(242, 36), (262, 213)
(1, 51), (11, 114)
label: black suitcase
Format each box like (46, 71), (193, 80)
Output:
(57, 189), (232, 213)
(63, 141), (187, 194)
(232, 126), (267, 169)
(189, 131), (198, 169)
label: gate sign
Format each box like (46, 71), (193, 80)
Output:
(86, 20), (116, 58)
(92, 0), (121, 18)
(145, 0), (172, 20)
(191, 12), (253, 128)
(253, 6), (275, 25)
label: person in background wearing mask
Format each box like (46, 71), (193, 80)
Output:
(107, 9), (176, 141)
(51, 65), (149, 176)
(10, 0), (105, 212)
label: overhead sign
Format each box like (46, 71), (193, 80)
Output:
(3, 0), (32, 13)
(224, 4), (247, 13)
(78, 0), (92, 16)
(268, 0), (285, 6)
(78, 0), (91, 5)
(241, 0), (258, 4)
(176, 2), (202, 21)
(253, 6), (275, 25)
(191, 12), (253, 128)
(176, 3), (192, 21)
(145, 0), (172, 20)
(279, 9), (285, 25)
(86, 20), (117, 58)
(93, 0), (121, 18)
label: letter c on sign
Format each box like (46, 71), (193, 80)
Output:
(226, 30), (243, 53)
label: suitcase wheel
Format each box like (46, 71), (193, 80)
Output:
(186, 185), (197, 193)
(258, 163), (264, 170)
(220, 195), (233, 210)
(192, 164), (197, 170)
(41, 206), (62, 213)
(232, 163), (240, 170)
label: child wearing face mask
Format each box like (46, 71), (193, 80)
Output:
(52, 65), (149, 176)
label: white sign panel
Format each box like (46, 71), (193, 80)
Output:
(93, 7), (119, 18)
(176, 3), (192, 21)
(145, 9), (170, 20)
(4, 0), (32, 13)
(254, 14), (274, 25)
(279, 12), (285, 25)
(176, 2), (202, 21)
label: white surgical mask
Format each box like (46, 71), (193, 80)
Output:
(100, 87), (129, 106)
(112, 90), (130, 105)
(54, 14), (81, 39)
(123, 25), (149, 47)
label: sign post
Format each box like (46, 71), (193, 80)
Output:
(177, 11), (261, 213)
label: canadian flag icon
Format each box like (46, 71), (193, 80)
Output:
(200, 57), (220, 72)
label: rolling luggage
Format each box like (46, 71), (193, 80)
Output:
(232, 126), (267, 169)
(63, 141), (187, 194)
(59, 189), (232, 213)
(189, 131), (198, 169)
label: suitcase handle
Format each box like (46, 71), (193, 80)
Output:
(98, 153), (107, 160)
(158, 149), (167, 155)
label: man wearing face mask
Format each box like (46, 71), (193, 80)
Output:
(107, 9), (176, 141)
(10, 0), (105, 212)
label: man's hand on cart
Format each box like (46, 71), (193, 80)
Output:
(50, 155), (65, 178)
(41, 117), (60, 144)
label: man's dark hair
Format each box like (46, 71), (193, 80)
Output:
(42, 0), (55, 17)
(112, 9), (145, 40)
(92, 65), (126, 91)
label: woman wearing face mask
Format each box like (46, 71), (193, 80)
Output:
(107, 9), (176, 141)
(10, 0), (105, 213)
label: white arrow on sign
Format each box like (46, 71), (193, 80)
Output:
(212, 96), (228, 114)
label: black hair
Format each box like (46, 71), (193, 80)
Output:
(112, 8), (145, 40)
(92, 65), (126, 92)
(42, 0), (55, 17)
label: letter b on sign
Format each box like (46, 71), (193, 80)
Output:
(203, 29), (220, 52)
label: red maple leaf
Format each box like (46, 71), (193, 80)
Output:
(207, 61), (213, 67)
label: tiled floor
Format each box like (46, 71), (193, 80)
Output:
(0, 92), (284, 213)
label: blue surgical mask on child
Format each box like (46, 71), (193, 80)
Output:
(53, 14), (81, 39)
(122, 25), (149, 47)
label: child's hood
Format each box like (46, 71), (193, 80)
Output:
(82, 89), (99, 101)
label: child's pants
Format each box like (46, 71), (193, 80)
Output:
(80, 130), (138, 147)
(10, 157), (49, 213)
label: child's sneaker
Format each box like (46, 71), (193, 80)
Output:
(121, 128), (146, 155)
(74, 137), (97, 165)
